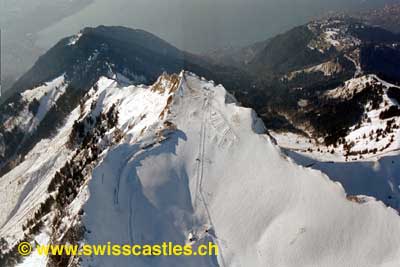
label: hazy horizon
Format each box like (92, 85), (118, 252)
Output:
(1, 0), (398, 94)
(35, 0), (397, 53)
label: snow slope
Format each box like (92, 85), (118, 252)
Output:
(273, 74), (400, 162)
(286, 150), (400, 211)
(4, 75), (67, 134)
(271, 75), (400, 212)
(0, 100), (79, 240)
(2, 72), (400, 267)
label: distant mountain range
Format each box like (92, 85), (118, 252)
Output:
(208, 16), (400, 156)
(0, 25), (249, 176)
(2, 14), (400, 173)
(353, 3), (400, 33)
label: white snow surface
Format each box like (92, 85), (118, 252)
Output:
(15, 232), (50, 267)
(271, 75), (400, 211)
(0, 105), (79, 242)
(81, 72), (400, 267)
(21, 75), (66, 103)
(4, 75), (67, 135)
(285, 60), (343, 81)
(274, 75), (400, 162)
(2, 72), (400, 267)
(68, 32), (83, 46)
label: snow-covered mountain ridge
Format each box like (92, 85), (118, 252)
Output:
(0, 76), (68, 172)
(273, 74), (400, 160)
(270, 74), (400, 212)
(1, 71), (400, 267)
(208, 16), (400, 151)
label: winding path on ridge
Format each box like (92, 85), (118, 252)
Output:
(187, 77), (227, 267)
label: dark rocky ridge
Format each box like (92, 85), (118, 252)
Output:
(0, 25), (251, 176)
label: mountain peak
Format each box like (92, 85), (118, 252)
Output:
(2, 71), (400, 267)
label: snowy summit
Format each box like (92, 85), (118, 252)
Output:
(0, 71), (400, 267)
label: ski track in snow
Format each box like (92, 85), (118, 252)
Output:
(114, 148), (140, 206)
(128, 183), (136, 244)
(4, 72), (400, 267)
(209, 103), (239, 149)
(188, 79), (227, 267)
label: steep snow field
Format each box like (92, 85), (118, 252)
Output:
(271, 74), (400, 212)
(0, 102), (79, 239)
(2, 72), (400, 267)
(286, 150), (400, 210)
(4, 75), (67, 134)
